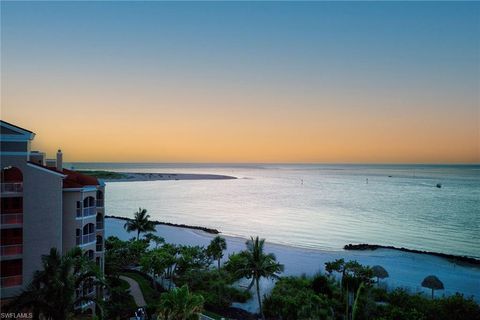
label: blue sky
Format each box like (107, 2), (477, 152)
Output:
(2, 1), (479, 162)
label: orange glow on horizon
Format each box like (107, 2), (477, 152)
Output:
(3, 94), (478, 163)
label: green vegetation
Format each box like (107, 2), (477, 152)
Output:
(77, 170), (127, 179)
(102, 209), (480, 320)
(263, 261), (480, 320)
(264, 275), (336, 319)
(105, 236), (149, 275)
(120, 271), (160, 306)
(225, 236), (284, 320)
(5, 248), (105, 320)
(157, 285), (204, 320)
(202, 310), (224, 320)
(105, 227), (252, 319)
(207, 235), (227, 270)
(104, 277), (137, 319)
(177, 269), (250, 310)
(124, 207), (156, 240)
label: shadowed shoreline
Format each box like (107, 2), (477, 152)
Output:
(107, 215), (479, 267)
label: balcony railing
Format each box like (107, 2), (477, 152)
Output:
(82, 233), (96, 245)
(96, 199), (104, 207)
(1, 183), (23, 193)
(84, 287), (96, 296)
(76, 207), (96, 218)
(1, 244), (23, 256)
(1, 207), (22, 214)
(96, 221), (104, 230)
(1, 213), (23, 225)
(1, 275), (22, 287)
(83, 207), (96, 217)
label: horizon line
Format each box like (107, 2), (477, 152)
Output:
(64, 161), (480, 166)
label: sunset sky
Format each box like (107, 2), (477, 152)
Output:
(2, 1), (479, 163)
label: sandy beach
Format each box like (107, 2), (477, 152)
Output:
(106, 217), (480, 312)
(102, 172), (237, 182)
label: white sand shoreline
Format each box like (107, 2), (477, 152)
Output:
(103, 172), (237, 182)
(106, 218), (480, 312)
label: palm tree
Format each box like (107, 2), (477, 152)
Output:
(235, 236), (284, 320)
(124, 207), (156, 240)
(157, 285), (204, 320)
(5, 247), (104, 319)
(207, 236), (227, 269)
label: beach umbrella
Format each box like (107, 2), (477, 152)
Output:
(421, 275), (444, 299)
(371, 265), (389, 284)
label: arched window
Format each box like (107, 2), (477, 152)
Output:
(82, 224), (95, 244)
(82, 197), (96, 217)
(83, 223), (94, 234)
(83, 196), (95, 208)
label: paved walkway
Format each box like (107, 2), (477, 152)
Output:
(120, 275), (147, 307)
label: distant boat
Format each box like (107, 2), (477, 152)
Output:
(436, 183), (442, 188)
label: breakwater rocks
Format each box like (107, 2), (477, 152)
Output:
(106, 215), (220, 235)
(344, 243), (480, 266)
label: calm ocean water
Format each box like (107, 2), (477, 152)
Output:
(71, 163), (480, 258)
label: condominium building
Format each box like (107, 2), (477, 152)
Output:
(0, 120), (105, 313)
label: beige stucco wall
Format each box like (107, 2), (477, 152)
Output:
(62, 191), (80, 252)
(23, 163), (64, 287)
(1, 155), (63, 298)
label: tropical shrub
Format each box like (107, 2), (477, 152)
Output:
(311, 273), (335, 298)
(177, 269), (250, 309)
(5, 248), (104, 320)
(157, 285), (204, 320)
(175, 245), (210, 277)
(263, 276), (333, 320)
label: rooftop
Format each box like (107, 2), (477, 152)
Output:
(27, 161), (100, 188)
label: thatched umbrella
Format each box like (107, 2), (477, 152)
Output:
(421, 275), (444, 299)
(372, 265), (389, 285)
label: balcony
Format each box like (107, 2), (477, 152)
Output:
(96, 199), (104, 208)
(1, 244), (23, 257)
(76, 207), (96, 219)
(83, 288), (96, 298)
(1, 275), (22, 288)
(81, 233), (96, 245)
(1, 213), (23, 225)
(1, 183), (23, 194)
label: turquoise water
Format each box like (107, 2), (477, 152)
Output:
(71, 163), (480, 258)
